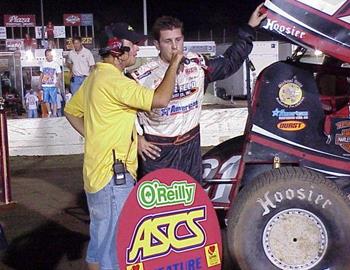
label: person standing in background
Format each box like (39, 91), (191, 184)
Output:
(66, 37), (95, 95)
(39, 49), (62, 117)
(25, 89), (38, 118)
(46, 21), (55, 48)
(65, 88), (72, 103)
(56, 91), (63, 116)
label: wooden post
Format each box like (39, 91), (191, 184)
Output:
(0, 97), (12, 205)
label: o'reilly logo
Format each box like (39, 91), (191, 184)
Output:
(137, 180), (196, 209)
(263, 18), (306, 39)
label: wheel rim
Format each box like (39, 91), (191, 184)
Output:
(262, 208), (328, 270)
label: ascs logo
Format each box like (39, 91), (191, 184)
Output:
(127, 206), (206, 263)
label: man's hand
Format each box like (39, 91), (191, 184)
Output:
(138, 135), (161, 161)
(248, 3), (267, 28)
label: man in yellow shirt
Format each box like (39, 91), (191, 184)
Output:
(64, 22), (183, 270)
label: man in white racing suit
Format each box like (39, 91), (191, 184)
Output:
(131, 4), (267, 182)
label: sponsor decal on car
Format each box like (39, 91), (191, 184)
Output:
(272, 108), (309, 120)
(336, 121), (350, 130)
(277, 120), (306, 131)
(276, 79), (304, 108)
(335, 121), (350, 154)
(262, 18), (306, 39)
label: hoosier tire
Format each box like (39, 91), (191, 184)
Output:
(227, 167), (350, 270)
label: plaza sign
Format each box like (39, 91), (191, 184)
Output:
(4, 15), (36, 27)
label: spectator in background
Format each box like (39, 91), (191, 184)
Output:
(66, 37), (95, 95)
(37, 89), (48, 118)
(25, 89), (38, 118)
(64, 88), (72, 103)
(46, 21), (55, 49)
(23, 33), (37, 51)
(39, 49), (62, 117)
(56, 91), (63, 116)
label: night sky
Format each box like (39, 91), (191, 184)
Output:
(0, 0), (263, 35)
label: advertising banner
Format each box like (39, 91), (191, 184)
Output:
(261, 0), (350, 63)
(0, 27), (6, 40)
(5, 39), (24, 49)
(35, 26), (66, 39)
(65, 37), (93, 50)
(117, 169), (222, 270)
(81, 13), (94, 26)
(4, 14), (36, 27)
(63, 14), (81, 26)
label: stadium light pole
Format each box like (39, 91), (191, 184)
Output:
(40, 0), (45, 42)
(143, 0), (148, 44)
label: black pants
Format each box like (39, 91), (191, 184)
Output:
(138, 126), (202, 183)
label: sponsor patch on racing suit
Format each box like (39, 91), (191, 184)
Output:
(132, 51), (207, 136)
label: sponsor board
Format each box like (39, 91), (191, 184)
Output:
(0, 27), (6, 40)
(5, 39), (23, 49)
(81, 13), (94, 26)
(65, 37), (93, 50)
(277, 79), (304, 108)
(117, 169), (222, 270)
(35, 26), (66, 39)
(335, 121), (350, 154)
(4, 14), (36, 27)
(63, 14), (81, 26)
(277, 120), (306, 131)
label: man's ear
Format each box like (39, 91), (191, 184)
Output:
(153, 40), (160, 51)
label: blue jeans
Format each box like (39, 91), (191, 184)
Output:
(43, 87), (58, 104)
(70, 76), (86, 95)
(85, 173), (135, 270)
(27, 109), (38, 118)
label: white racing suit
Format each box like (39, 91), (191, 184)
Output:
(131, 24), (255, 182)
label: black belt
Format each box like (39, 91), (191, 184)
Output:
(144, 125), (200, 146)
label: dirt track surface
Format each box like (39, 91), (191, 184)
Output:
(0, 155), (235, 270)
(0, 155), (88, 270)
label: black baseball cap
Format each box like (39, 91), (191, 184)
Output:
(110, 23), (146, 44)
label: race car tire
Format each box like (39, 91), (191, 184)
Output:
(226, 167), (350, 270)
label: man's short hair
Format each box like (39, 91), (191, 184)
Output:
(152, 16), (184, 41)
(44, 48), (52, 57)
(72, 36), (82, 43)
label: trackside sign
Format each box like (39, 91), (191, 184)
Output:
(117, 168), (222, 270)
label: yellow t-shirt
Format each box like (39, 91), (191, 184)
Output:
(65, 62), (154, 193)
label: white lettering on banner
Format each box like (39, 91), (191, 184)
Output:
(257, 186), (332, 216)
(263, 18), (306, 39)
(9, 16), (30, 23)
(0, 27), (6, 40)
